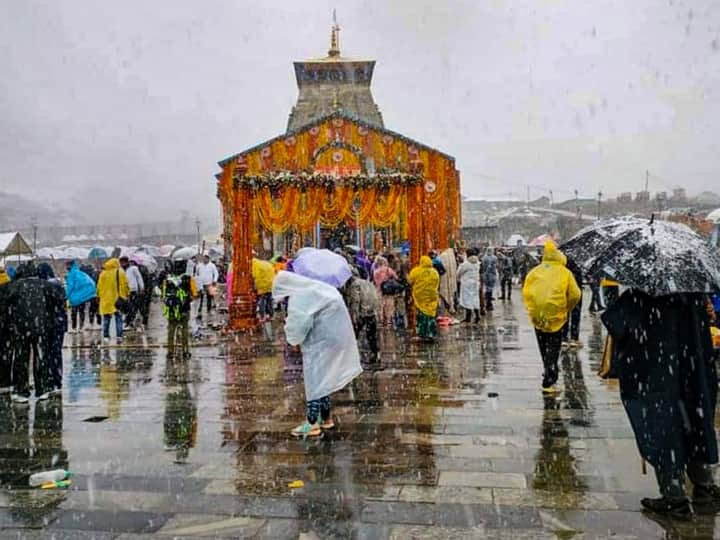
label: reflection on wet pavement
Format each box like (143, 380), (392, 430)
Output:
(0, 300), (717, 538)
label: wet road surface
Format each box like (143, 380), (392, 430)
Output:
(1, 298), (719, 539)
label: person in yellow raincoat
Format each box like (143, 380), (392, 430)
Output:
(0, 266), (9, 287)
(600, 277), (620, 308)
(522, 241), (581, 393)
(252, 257), (276, 321)
(408, 256), (440, 340)
(96, 258), (130, 343)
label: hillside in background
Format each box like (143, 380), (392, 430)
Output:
(0, 191), (72, 230)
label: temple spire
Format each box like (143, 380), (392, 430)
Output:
(328, 9), (340, 57)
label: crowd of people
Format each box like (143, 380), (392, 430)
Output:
(0, 254), (162, 404)
(2, 235), (720, 520)
(239, 244), (537, 438)
(247, 245), (538, 348)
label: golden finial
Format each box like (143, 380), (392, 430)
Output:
(328, 9), (340, 57)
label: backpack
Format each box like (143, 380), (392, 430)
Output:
(432, 259), (446, 276)
(163, 278), (190, 321)
(138, 265), (152, 292)
(381, 278), (404, 296)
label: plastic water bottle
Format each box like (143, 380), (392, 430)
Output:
(29, 469), (70, 487)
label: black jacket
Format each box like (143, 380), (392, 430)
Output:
(602, 291), (718, 471)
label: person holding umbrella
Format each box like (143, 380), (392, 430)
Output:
(522, 241), (581, 394)
(564, 216), (720, 518)
(603, 291), (720, 518)
(273, 271), (362, 437)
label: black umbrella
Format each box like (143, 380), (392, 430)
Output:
(585, 218), (720, 296)
(560, 216), (646, 273)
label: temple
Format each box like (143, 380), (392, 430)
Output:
(217, 18), (462, 329)
(286, 15), (383, 132)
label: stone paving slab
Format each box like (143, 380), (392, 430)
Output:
(0, 531), (115, 540)
(49, 509), (171, 534)
(439, 471), (527, 489)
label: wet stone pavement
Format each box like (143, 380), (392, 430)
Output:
(1, 297), (720, 539)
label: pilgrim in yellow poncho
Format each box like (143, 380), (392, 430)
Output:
(408, 256), (441, 339)
(522, 241), (581, 333)
(96, 258), (130, 316)
(252, 258), (276, 295)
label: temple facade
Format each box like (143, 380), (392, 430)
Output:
(217, 21), (461, 329)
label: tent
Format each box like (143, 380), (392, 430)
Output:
(505, 234), (526, 246)
(529, 234), (553, 247)
(0, 232), (32, 258)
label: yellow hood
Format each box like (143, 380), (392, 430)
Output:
(541, 241), (566, 266)
(103, 258), (120, 271)
(522, 241), (581, 333)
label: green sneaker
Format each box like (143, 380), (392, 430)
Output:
(290, 422), (321, 438)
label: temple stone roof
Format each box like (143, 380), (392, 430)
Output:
(286, 20), (384, 133)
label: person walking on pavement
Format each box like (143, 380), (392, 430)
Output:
(522, 241), (581, 394)
(195, 255), (218, 319)
(273, 271), (362, 438)
(96, 258), (130, 344)
(437, 248), (458, 315)
(342, 267), (381, 369)
(0, 268), (12, 393)
(499, 252), (514, 301)
(588, 277), (604, 313)
(482, 248), (498, 312)
(372, 256), (398, 327)
(134, 259), (153, 329)
(561, 257), (585, 350)
(185, 255), (198, 278)
(601, 277), (620, 308)
(602, 291), (720, 519)
(3, 263), (54, 403)
(65, 260), (97, 334)
(162, 275), (197, 359)
(456, 251), (481, 323)
(80, 263), (102, 328)
(408, 256), (441, 341)
(37, 263), (67, 397)
(119, 256), (144, 330)
(252, 257), (276, 322)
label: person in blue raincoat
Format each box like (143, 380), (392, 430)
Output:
(65, 261), (97, 333)
(273, 271), (362, 438)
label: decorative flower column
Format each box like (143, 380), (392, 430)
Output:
(229, 170), (258, 330)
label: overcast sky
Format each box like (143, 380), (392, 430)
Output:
(1, 0), (718, 224)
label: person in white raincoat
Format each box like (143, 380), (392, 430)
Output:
(273, 271), (362, 437)
(456, 253), (481, 323)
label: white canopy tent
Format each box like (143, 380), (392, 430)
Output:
(0, 232), (33, 259)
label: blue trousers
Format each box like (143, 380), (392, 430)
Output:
(102, 313), (123, 339)
(306, 396), (330, 424)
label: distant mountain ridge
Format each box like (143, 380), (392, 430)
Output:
(0, 191), (72, 230)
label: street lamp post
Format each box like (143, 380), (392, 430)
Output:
(195, 218), (201, 255)
(31, 216), (38, 254)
